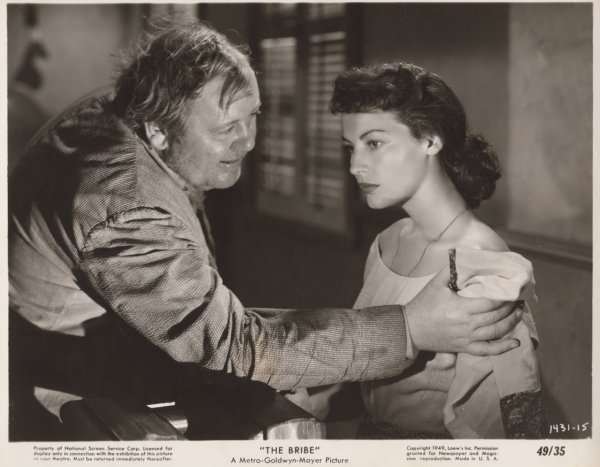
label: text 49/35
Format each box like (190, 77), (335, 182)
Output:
(537, 447), (565, 456)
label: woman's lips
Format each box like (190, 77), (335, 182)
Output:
(358, 183), (379, 194)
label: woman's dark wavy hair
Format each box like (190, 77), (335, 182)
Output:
(329, 61), (501, 209)
(112, 15), (254, 138)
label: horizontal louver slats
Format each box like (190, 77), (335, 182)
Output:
(256, 4), (349, 232)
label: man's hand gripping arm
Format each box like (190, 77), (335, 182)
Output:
(405, 267), (522, 356)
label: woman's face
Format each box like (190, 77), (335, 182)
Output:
(342, 111), (432, 209)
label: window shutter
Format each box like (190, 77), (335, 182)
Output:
(255, 3), (352, 234)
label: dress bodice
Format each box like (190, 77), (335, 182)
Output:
(354, 236), (456, 435)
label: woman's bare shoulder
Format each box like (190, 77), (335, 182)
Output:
(457, 217), (509, 253)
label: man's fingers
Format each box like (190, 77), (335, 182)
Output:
(472, 300), (517, 328)
(464, 296), (508, 316)
(473, 308), (522, 342)
(467, 338), (520, 357)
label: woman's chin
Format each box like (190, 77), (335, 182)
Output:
(366, 197), (397, 210)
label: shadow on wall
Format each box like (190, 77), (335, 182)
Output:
(7, 3), (149, 173)
(8, 89), (48, 175)
(524, 253), (593, 439)
(7, 5), (49, 174)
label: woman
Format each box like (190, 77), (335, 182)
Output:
(305, 61), (546, 439)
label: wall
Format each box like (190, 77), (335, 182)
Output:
(7, 4), (146, 116)
(506, 4), (593, 245)
(7, 4), (147, 173)
(504, 7), (593, 434)
(202, 3), (252, 47)
(523, 253), (592, 436)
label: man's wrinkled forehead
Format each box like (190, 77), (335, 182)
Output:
(206, 63), (256, 107)
(208, 72), (259, 112)
(222, 85), (255, 112)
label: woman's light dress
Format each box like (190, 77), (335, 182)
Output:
(353, 236), (455, 436)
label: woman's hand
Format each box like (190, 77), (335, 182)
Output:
(404, 266), (522, 356)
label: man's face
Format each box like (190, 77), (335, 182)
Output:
(163, 74), (261, 192)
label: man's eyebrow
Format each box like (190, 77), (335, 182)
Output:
(341, 129), (386, 142)
(222, 103), (262, 125)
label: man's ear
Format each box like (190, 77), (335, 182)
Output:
(425, 134), (442, 156)
(144, 122), (169, 151)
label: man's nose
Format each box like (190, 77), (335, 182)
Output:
(232, 124), (256, 152)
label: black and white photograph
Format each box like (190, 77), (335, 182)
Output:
(2, 2), (596, 466)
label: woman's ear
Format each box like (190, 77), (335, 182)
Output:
(425, 134), (442, 156)
(144, 122), (169, 151)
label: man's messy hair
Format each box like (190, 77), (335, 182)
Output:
(112, 14), (254, 137)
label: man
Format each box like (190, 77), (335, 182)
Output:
(8, 17), (521, 441)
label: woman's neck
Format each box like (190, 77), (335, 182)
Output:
(402, 163), (469, 240)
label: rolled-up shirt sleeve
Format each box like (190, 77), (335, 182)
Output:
(79, 207), (411, 390)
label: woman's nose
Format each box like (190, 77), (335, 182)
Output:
(349, 152), (367, 176)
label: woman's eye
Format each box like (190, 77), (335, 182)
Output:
(343, 145), (354, 154)
(222, 125), (235, 134)
(367, 140), (382, 150)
